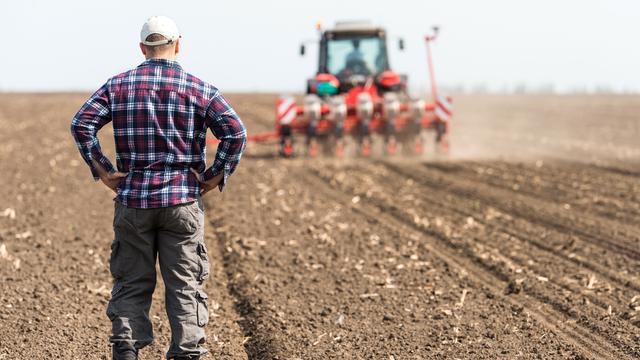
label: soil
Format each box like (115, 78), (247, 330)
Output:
(0, 93), (639, 359)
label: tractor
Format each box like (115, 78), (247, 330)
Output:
(275, 21), (452, 157)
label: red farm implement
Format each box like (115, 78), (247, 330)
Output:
(215, 22), (452, 157)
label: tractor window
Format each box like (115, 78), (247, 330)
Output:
(327, 37), (386, 76)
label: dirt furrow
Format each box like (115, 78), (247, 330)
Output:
(462, 160), (640, 200)
(369, 161), (640, 326)
(311, 160), (640, 350)
(365, 161), (640, 289)
(347, 161), (640, 291)
(381, 161), (640, 263)
(322, 161), (640, 312)
(198, 159), (586, 359)
(207, 217), (280, 359)
(302, 165), (635, 359)
(588, 163), (640, 179)
(423, 161), (640, 224)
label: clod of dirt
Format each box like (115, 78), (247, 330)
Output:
(319, 307), (331, 316)
(383, 314), (394, 322)
(505, 278), (525, 295)
(0, 243), (21, 270)
(15, 231), (32, 239)
(629, 295), (640, 311)
(1, 208), (16, 219)
(359, 293), (380, 299)
(0, 243), (8, 259)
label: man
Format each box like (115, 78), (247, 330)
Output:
(345, 39), (364, 64)
(344, 39), (370, 75)
(70, 16), (246, 360)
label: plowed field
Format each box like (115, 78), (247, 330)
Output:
(0, 93), (639, 359)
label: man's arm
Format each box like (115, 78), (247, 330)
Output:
(70, 82), (117, 180)
(198, 90), (247, 192)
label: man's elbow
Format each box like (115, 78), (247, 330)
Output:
(239, 127), (248, 151)
(70, 117), (93, 139)
(237, 118), (247, 140)
(70, 119), (80, 138)
(233, 123), (248, 155)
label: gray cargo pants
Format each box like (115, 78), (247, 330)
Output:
(107, 199), (210, 359)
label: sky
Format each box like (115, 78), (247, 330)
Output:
(0, 0), (638, 94)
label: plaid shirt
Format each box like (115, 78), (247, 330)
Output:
(71, 58), (246, 208)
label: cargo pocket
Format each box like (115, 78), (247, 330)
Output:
(195, 291), (209, 327)
(196, 243), (210, 281)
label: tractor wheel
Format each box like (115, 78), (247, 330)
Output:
(307, 138), (318, 157)
(318, 135), (335, 157)
(385, 136), (398, 156)
(360, 136), (372, 157)
(279, 126), (294, 157)
(434, 121), (449, 154)
(413, 133), (424, 156)
(335, 138), (345, 158)
(279, 136), (294, 157)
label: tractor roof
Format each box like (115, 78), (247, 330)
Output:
(327, 21), (385, 36)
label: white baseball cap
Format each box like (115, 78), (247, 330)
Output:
(140, 16), (181, 46)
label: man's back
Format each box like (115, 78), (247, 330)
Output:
(71, 58), (246, 208)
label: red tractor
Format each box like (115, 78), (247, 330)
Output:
(275, 21), (452, 157)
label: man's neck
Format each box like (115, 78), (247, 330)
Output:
(146, 55), (177, 61)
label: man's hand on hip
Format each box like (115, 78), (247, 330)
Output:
(190, 169), (223, 195)
(92, 160), (128, 194)
(100, 172), (128, 193)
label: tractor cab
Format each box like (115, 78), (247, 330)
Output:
(303, 21), (402, 95)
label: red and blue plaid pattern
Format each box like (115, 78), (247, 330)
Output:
(71, 58), (246, 208)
